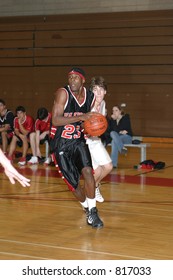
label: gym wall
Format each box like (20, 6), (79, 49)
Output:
(0, 9), (173, 137)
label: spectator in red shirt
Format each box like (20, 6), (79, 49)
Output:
(7, 106), (35, 166)
(28, 107), (51, 165)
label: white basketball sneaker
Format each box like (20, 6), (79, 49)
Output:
(44, 157), (52, 165)
(95, 186), (104, 203)
(27, 156), (38, 165)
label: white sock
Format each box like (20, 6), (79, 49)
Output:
(96, 183), (101, 189)
(80, 199), (88, 208)
(87, 197), (96, 211)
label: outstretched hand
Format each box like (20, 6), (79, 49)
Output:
(0, 149), (30, 187)
(4, 166), (30, 187)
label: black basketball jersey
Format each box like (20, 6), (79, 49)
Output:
(50, 85), (95, 152)
(0, 109), (14, 132)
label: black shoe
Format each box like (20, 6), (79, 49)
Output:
(87, 207), (104, 228)
(38, 156), (45, 163)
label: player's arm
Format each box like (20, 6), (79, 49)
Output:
(0, 124), (10, 132)
(52, 88), (92, 126)
(14, 127), (20, 137)
(18, 120), (31, 136)
(13, 118), (22, 137)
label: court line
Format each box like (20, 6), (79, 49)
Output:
(0, 251), (51, 260)
(0, 238), (150, 260)
(0, 199), (173, 221)
(1, 193), (173, 217)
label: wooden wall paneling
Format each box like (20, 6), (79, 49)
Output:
(0, 10), (173, 137)
(34, 36), (173, 48)
(34, 46), (173, 58)
(0, 49), (33, 58)
(105, 90), (173, 136)
(34, 17), (173, 30)
(34, 26), (173, 40)
(0, 58), (33, 66)
(0, 30), (33, 40)
(6, 92), (51, 118)
(0, 23), (35, 32)
(106, 84), (173, 95)
(33, 10), (173, 30)
(0, 39), (33, 48)
(0, 9), (173, 26)
(68, 65), (173, 76)
(34, 55), (173, 67)
(7, 64), (171, 85)
(103, 74), (173, 84)
(0, 30), (34, 66)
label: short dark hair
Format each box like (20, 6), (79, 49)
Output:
(37, 107), (48, 120)
(0, 99), (6, 105)
(16, 106), (26, 113)
(90, 76), (107, 91)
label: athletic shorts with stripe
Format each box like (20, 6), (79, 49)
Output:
(52, 140), (93, 192)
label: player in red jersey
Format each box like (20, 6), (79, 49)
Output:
(7, 106), (35, 166)
(28, 107), (51, 165)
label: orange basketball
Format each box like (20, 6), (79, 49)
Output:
(84, 113), (108, 136)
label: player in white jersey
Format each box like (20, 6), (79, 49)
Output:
(87, 76), (113, 202)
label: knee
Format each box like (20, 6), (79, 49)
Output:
(110, 131), (114, 138)
(105, 162), (113, 172)
(29, 132), (36, 141)
(110, 131), (118, 140)
(82, 166), (93, 178)
(21, 135), (28, 142)
(109, 162), (113, 172)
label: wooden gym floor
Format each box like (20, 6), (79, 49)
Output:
(0, 144), (173, 260)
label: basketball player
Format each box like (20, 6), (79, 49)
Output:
(0, 148), (30, 187)
(50, 67), (103, 228)
(87, 76), (113, 202)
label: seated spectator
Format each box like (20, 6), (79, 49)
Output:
(7, 106), (35, 166)
(109, 104), (133, 168)
(28, 107), (51, 165)
(0, 99), (14, 154)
